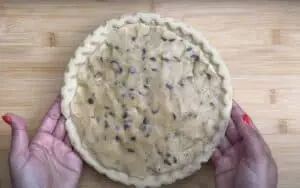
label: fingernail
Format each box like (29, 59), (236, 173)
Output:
(242, 114), (252, 126)
(2, 114), (12, 125)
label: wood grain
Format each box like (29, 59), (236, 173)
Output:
(0, 0), (300, 188)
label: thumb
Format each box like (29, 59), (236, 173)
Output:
(236, 116), (270, 161)
(231, 102), (270, 160)
(2, 113), (29, 157)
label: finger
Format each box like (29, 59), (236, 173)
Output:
(231, 100), (257, 137)
(2, 113), (29, 158)
(225, 142), (243, 160)
(218, 137), (232, 154)
(52, 116), (66, 140)
(211, 148), (222, 166)
(226, 119), (242, 145)
(231, 101), (271, 158)
(39, 97), (61, 134)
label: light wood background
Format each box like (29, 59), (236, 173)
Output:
(0, 0), (300, 187)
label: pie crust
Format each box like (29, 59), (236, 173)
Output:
(61, 13), (232, 187)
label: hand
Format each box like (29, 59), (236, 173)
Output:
(3, 96), (83, 188)
(212, 101), (278, 188)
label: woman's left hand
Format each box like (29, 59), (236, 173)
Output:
(3, 96), (83, 188)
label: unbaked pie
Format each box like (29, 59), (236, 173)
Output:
(61, 13), (232, 187)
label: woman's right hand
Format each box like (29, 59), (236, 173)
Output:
(212, 101), (278, 188)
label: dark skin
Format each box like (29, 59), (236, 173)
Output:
(4, 97), (82, 188)
(212, 101), (277, 188)
(3, 98), (277, 188)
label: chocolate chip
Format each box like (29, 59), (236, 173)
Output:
(173, 157), (177, 163)
(191, 54), (199, 62)
(123, 111), (128, 119)
(87, 98), (94, 104)
(104, 106), (110, 110)
(118, 67), (123, 74)
(161, 36), (167, 41)
(131, 136), (136, 141)
(164, 159), (171, 166)
(110, 60), (123, 73)
(166, 83), (173, 90)
(94, 72), (103, 78)
(109, 112), (115, 117)
(190, 113), (197, 118)
(115, 135), (120, 141)
(151, 68), (158, 72)
(145, 78), (150, 84)
(152, 109), (159, 114)
(162, 57), (169, 62)
(206, 73), (211, 80)
(115, 46), (119, 50)
(129, 93), (135, 100)
(150, 57), (156, 61)
(129, 88), (134, 91)
(172, 113), (177, 120)
(178, 80), (184, 87)
(174, 56), (180, 62)
(110, 60), (118, 64)
(127, 148), (135, 153)
(104, 120), (109, 128)
(124, 124), (130, 130)
(186, 76), (193, 80)
(168, 38), (176, 42)
(138, 91), (145, 96)
(143, 117), (149, 124)
(144, 84), (149, 89)
(186, 47), (192, 52)
(131, 37), (136, 41)
(129, 67), (137, 74)
(142, 48), (146, 55)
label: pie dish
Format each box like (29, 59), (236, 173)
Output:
(61, 13), (232, 187)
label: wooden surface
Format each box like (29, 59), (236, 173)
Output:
(1, 0), (300, 187)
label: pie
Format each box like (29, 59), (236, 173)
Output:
(61, 13), (232, 187)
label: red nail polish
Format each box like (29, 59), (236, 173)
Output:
(242, 114), (251, 125)
(2, 115), (12, 125)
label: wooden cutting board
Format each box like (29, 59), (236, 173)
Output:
(1, 0), (300, 187)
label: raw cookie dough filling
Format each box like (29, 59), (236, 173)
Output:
(62, 13), (232, 187)
(70, 23), (224, 177)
